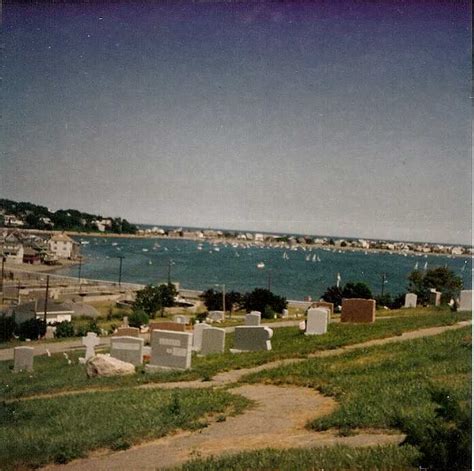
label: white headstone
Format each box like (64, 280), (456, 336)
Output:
(192, 322), (211, 352)
(110, 336), (144, 366)
(82, 332), (100, 361)
(207, 311), (225, 323)
(245, 312), (261, 326)
(146, 330), (192, 371)
(173, 315), (190, 324)
(458, 290), (472, 312)
(45, 326), (56, 339)
(231, 326), (273, 352)
(305, 308), (328, 335)
(201, 327), (226, 355)
(13, 346), (34, 372)
(404, 293), (417, 308)
(281, 309), (289, 318)
(429, 290), (441, 306)
(123, 316), (129, 327)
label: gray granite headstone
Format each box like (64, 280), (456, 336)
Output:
(404, 293), (417, 308)
(123, 316), (129, 327)
(192, 322), (211, 352)
(13, 346), (34, 372)
(173, 315), (190, 324)
(207, 311), (225, 322)
(281, 309), (289, 318)
(232, 326), (273, 352)
(201, 327), (225, 355)
(245, 312), (261, 326)
(146, 330), (192, 371)
(306, 308), (328, 335)
(110, 336), (144, 366)
(458, 290), (472, 312)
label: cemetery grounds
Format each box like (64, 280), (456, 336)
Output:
(0, 307), (471, 470)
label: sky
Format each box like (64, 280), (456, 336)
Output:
(1, 1), (472, 244)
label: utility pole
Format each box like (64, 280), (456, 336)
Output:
(222, 283), (226, 317)
(381, 273), (387, 297)
(118, 255), (124, 287)
(0, 256), (4, 304)
(167, 258), (172, 285)
(43, 275), (50, 324)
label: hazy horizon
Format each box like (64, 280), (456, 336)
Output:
(2, 1), (472, 245)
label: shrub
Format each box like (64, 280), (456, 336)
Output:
(128, 309), (149, 328)
(75, 320), (101, 337)
(0, 314), (16, 342)
(263, 305), (275, 320)
(397, 389), (471, 470)
(54, 321), (75, 338)
(15, 318), (46, 340)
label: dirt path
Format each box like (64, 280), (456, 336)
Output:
(43, 384), (403, 471)
(39, 321), (470, 471)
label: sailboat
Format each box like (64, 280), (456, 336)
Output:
(423, 261), (428, 270)
(414, 261), (419, 270)
(283, 251), (289, 260)
(305, 254), (311, 261)
(312, 254), (316, 262)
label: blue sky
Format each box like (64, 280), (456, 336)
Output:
(1, 1), (471, 244)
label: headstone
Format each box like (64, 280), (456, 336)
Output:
(312, 301), (334, 317)
(231, 326), (273, 352)
(82, 332), (100, 361)
(149, 321), (186, 343)
(13, 346), (34, 372)
(404, 293), (417, 308)
(245, 311), (261, 326)
(458, 290), (472, 312)
(173, 315), (190, 324)
(192, 322), (211, 352)
(341, 299), (376, 323)
(146, 330), (193, 371)
(429, 290), (441, 306)
(207, 311), (225, 323)
(281, 309), (289, 318)
(113, 327), (140, 337)
(110, 336), (144, 366)
(299, 320), (306, 331)
(306, 308), (328, 335)
(201, 327), (226, 355)
(123, 316), (129, 327)
(45, 326), (56, 339)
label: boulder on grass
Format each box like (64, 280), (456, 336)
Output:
(86, 354), (135, 378)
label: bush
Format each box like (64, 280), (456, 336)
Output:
(128, 309), (149, 328)
(75, 320), (101, 337)
(263, 305), (275, 320)
(54, 321), (75, 338)
(242, 288), (287, 314)
(397, 389), (471, 470)
(0, 314), (16, 342)
(15, 318), (46, 340)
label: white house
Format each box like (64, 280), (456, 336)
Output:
(48, 233), (79, 259)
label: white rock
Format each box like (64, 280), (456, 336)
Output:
(86, 354), (135, 378)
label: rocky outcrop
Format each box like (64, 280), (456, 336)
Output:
(86, 354), (135, 378)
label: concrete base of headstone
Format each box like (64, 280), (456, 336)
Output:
(86, 354), (135, 377)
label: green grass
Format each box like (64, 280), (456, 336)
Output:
(0, 387), (250, 470)
(176, 444), (421, 470)
(242, 327), (472, 433)
(0, 310), (469, 400)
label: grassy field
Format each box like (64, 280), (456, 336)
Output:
(0, 388), (250, 470)
(242, 327), (472, 432)
(177, 444), (421, 470)
(0, 310), (469, 400)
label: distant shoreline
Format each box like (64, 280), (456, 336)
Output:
(4, 227), (472, 259)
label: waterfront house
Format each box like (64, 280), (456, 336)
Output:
(48, 233), (79, 259)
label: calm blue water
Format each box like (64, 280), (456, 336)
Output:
(56, 237), (472, 300)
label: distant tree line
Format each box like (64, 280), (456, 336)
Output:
(0, 198), (138, 234)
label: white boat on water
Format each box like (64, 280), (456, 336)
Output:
(283, 251), (289, 260)
(257, 262), (265, 268)
(142, 248), (149, 252)
(111, 242), (118, 246)
(80, 240), (90, 245)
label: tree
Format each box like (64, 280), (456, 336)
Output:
(133, 284), (176, 318)
(200, 289), (242, 312)
(15, 318), (46, 340)
(242, 288), (287, 317)
(0, 314), (16, 342)
(321, 285), (343, 307)
(342, 282), (373, 299)
(408, 267), (462, 304)
(128, 309), (149, 328)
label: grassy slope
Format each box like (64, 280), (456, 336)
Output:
(0, 388), (250, 470)
(1, 310), (470, 400)
(242, 327), (472, 432)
